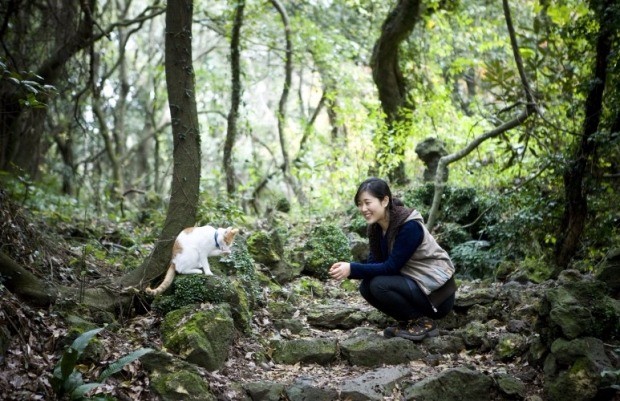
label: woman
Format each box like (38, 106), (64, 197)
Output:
(329, 177), (457, 341)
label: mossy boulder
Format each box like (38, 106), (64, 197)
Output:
(291, 276), (326, 298)
(402, 367), (493, 401)
(302, 223), (351, 280)
(494, 333), (528, 361)
(212, 239), (260, 308)
(340, 334), (425, 367)
(247, 231), (282, 265)
(305, 304), (367, 330)
(543, 337), (615, 401)
(161, 304), (235, 371)
(247, 230), (300, 284)
(141, 350), (216, 400)
(270, 338), (338, 365)
(152, 274), (252, 334)
(540, 276), (620, 341)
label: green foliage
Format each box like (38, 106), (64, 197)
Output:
(197, 195), (246, 227)
(450, 240), (497, 279)
(303, 223), (351, 280)
(51, 328), (152, 400)
(0, 58), (56, 108)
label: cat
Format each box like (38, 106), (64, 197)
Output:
(145, 225), (240, 296)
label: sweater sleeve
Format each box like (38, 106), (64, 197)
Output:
(349, 220), (424, 279)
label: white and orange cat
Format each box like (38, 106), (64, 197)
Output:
(145, 225), (240, 296)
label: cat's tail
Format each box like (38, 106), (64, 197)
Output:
(145, 263), (176, 296)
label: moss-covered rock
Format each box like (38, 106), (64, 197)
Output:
(152, 274), (252, 334)
(270, 338), (338, 365)
(340, 335), (425, 367)
(543, 337), (615, 401)
(495, 374), (526, 398)
(213, 238), (260, 308)
(302, 223), (351, 280)
(161, 304), (235, 371)
(494, 333), (528, 361)
(402, 367), (493, 401)
(141, 350), (216, 401)
(291, 276), (326, 298)
(540, 277), (620, 342)
(150, 370), (215, 401)
(247, 231), (282, 265)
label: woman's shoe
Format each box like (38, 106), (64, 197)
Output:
(392, 317), (438, 341)
(383, 321), (408, 338)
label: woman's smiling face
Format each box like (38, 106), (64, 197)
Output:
(357, 191), (388, 226)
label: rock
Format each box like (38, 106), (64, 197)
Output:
(414, 137), (448, 182)
(494, 333), (528, 361)
(459, 321), (490, 349)
(284, 380), (339, 401)
(161, 303), (235, 371)
(270, 338), (338, 365)
(340, 333), (425, 367)
(348, 232), (369, 262)
(338, 366), (411, 400)
(273, 318), (307, 335)
(243, 381), (285, 401)
(402, 367), (493, 401)
(424, 334), (465, 354)
(495, 373), (526, 398)
(543, 337), (614, 401)
(507, 319), (530, 334)
(455, 287), (496, 308)
(247, 231), (299, 284)
(596, 248), (620, 297)
(141, 351), (216, 401)
(306, 303), (367, 330)
(542, 280), (620, 341)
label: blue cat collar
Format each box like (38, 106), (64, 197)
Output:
(214, 230), (220, 249)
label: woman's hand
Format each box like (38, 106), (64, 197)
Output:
(329, 262), (351, 281)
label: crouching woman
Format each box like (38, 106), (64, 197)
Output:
(329, 177), (457, 341)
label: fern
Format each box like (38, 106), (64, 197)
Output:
(52, 327), (153, 400)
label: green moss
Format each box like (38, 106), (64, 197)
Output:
(161, 305), (235, 371)
(151, 370), (214, 400)
(303, 223), (351, 280)
(292, 276), (326, 298)
(247, 231), (282, 265)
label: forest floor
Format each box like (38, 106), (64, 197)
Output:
(0, 191), (547, 400)
(0, 278), (549, 401)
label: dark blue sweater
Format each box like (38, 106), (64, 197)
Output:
(349, 220), (424, 279)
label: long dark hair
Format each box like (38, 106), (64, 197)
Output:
(354, 177), (403, 209)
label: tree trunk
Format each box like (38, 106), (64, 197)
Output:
(119, 0), (202, 288)
(554, 0), (615, 272)
(270, 0), (307, 205)
(370, 0), (421, 185)
(224, 0), (245, 195)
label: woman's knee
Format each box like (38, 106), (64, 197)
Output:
(358, 279), (372, 300)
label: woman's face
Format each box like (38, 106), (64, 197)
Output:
(356, 191), (388, 225)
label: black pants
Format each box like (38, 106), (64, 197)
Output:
(359, 275), (455, 322)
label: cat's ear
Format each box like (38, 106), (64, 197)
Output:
(224, 227), (239, 243)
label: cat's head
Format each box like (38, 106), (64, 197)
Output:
(216, 227), (240, 254)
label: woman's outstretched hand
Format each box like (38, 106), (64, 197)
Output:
(329, 262), (351, 281)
